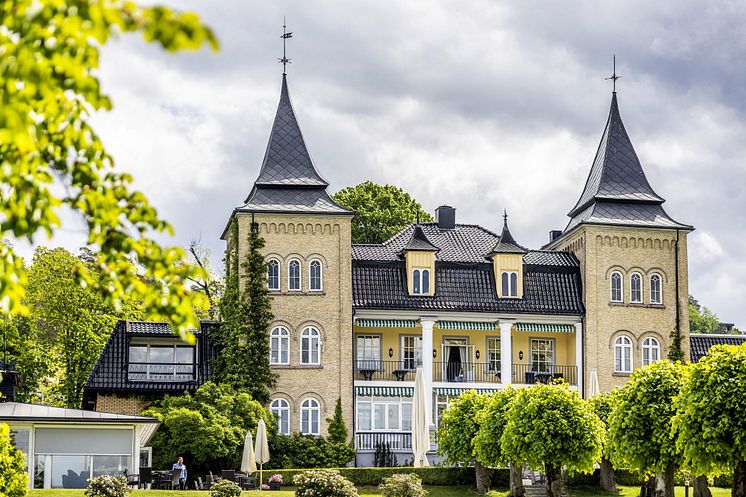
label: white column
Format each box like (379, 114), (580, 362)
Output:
(575, 322), (584, 397)
(499, 322), (513, 386)
(420, 318), (435, 428)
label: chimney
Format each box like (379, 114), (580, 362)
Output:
(435, 205), (456, 230)
(549, 230), (563, 242)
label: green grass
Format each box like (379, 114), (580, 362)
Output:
(28, 485), (733, 497)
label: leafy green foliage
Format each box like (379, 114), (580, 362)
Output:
(473, 388), (515, 467)
(327, 398), (349, 444)
(209, 480), (241, 497)
(332, 182), (434, 244)
(0, 0), (216, 338)
(501, 384), (603, 475)
(268, 433), (356, 469)
(674, 344), (746, 477)
(669, 327), (685, 361)
(214, 220), (275, 403)
(143, 382), (275, 473)
(608, 361), (687, 477)
(437, 390), (491, 464)
(262, 467), (479, 487)
(293, 470), (358, 497)
(0, 422), (28, 497)
(85, 475), (129, 497)
(379, 473), (428, 497)
(688, 295), (724, 335)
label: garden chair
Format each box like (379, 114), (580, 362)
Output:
(221, 470), (236, 482)
(170, 468), (182, 490)
(139, 467), (152, 490)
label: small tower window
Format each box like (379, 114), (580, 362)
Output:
(614, 335), (633, 373)
(642, 337), (660, 366)
(288, 259), (301, 291)
(412, 269), (430, 295)
(610, 272), (623, 302)
(309, 259), (323, 292)
(650, 274), (662, 304)
(267, 259), (280, 291)
(630, 272), (643, 303)
(501, 272), (518, 297)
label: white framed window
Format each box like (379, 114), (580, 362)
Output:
(127, 343), (195, 382)
(501, 271), (518, 297)
(270, 398), (290, 435)
(610, 271), (623, 302)
(309, 259), (323, 292)
(267, 258), (280, 291)
(614, 335), (633, 373)
(487, 337), (501, 373)
(630, 272), (643, 303)
(288, 259), (301, 291)
(356, 396), (413, 433)
(300, 398), (320, 435)
(270, 326), (290, 365)
(650, 274), (662, 304)
(301, 326), (321, 365)
(356, 334), (381, 370)
(642, 337), (660, 366)
(412, 268), (430, 295)
(400, 335), (423, 370)
(530, 338), (555, 373)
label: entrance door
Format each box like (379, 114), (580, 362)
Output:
(441, 338), (473, 382)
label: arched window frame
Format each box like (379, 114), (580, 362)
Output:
(610, 271), (623, 303)
(614, 335), (633, 373)
(288, 259), (302, 291)
(270, 398), (290, 435)
(422, 269), (430, 294)
(269, 326), (290, 365)
(301, 326), (321, 365)
(267, 258), (280, 291)
(641, 337), (660, 367)
(300, 398), (320, 435)
(630, 272), (643, 303)
(649, 273), (663, 305)
(411, 268), (430, 295)
(501, 271), (518, 297)
(309, 259), (323, 292)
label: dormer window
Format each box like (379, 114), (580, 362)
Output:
(128, 342), (195, 382)
(501, 271), (518, 297)
(412, 268), (430, 295)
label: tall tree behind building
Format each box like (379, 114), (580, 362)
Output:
(689, 295), (738, 334)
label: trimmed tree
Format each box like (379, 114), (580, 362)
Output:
(215, 220), (276, 403)
(588, 391), (618, 492)
(502, 384), (603, 497)
(437, 390), (493, 494)
(327, 398), (349, 444)
(474, 387), (523, 497)
(608, 361), (688, 497)
(674, 344), (746, 497)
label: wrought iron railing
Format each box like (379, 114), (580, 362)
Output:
(511, 364), (577, 385)
(127, 362), (196, 382)
(355, 431), (412, 451)
(354, 360), (420, 382)
(432, 361), (502, 383)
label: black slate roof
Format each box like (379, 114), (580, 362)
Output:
(84, 321), (217, 397)
(352, 223), (583, 315)
(689, 334), (746, 362)
(489, 216), (528, 255)
(562, 93), (691, 233)
(401, 225), (440, 253)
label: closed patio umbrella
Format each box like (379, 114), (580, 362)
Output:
(241, 429), (257, 475)
(589, 368), (600, 397)
(254, 419), (270, 485)
(412, 367), (430, 467)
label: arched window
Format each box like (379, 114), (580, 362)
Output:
(422, 269), (430, 294)
(309, 260), (323, 292)
(270, 398), (290, 435)
(501, 272), (518, 297)
(288, 259), (301, 291)
(614, 335), (633, 373)
(610, 272), (623, 302)
(412, 269), (430, 295)
(630, 272), (643, 303)
(301, 326), (321, 365)
(642, 337), (660, 366)
(267, 259), (280, 291)
(650, 274), (662, 304)
(270, 326), (290, 365)
(300, 398), (320, 435)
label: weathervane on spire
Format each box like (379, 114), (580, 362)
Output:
(279, 17), (292, 75)
(605, 54), (621, 93)
(503, 209), (508, 224)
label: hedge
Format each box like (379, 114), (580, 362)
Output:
(264, 467), (479, 486)
(566, 469), (733, 489)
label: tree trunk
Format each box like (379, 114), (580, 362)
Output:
(640, 476), (656, 497)
(733, 460), (746, 497)
(654, 464), (676, 497)
(510, 462), (525, 497)
(545, 463), (562, 497)
(599, 457), (617, 492)
(693, 476), (711, 497)
(474, 460), (494, 494)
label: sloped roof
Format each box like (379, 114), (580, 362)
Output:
(401, 225), (439, 253)
(689, 334), (746, 362)
(489, 217), (528, 255)
(0, 402), (158, 424)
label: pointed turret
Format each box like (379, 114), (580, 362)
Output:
(400, 225), (439, 255)
(563, 93), (691, 232)
(488, 212), (528, 256)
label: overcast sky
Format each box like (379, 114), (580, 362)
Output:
(29, 1), (746, 326)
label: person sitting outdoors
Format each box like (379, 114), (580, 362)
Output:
(172, 456), (187, 490)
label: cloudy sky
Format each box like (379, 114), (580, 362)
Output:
(33, 1), (746, 326)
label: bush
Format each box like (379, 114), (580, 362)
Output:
(379, 473), (427, 497)
(0, 423), (27, 497)
(268, 466), (479, 487)
(209, 479), (241, 497)
(293, 470), (358, 497)
(268, 433), (355, 469)
(85, 475), (128, 497)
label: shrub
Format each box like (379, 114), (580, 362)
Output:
(379, 473), (427, 497)
(208, 479), (241, 497)
(0, 423), (28, 497)
(268, 466), (480, 487)
(293, 470), (358, 497)
(85, 475), (128, 497)
(268, 433), (355, 469)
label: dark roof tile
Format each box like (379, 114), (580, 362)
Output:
(689, 334), (746, 362)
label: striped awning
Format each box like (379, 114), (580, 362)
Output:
(438, 321), (496, 331)
(355, 319), (418, 328)
(515, 323), (576, 333)
(355, 386), (414, 397)
(434, 387), (501, 396)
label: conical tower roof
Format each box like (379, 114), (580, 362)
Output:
(400, 225), (439, 254)
(488, 214), (528, 256)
